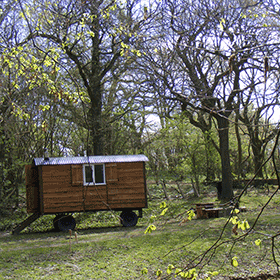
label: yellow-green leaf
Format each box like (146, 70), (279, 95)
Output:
(160, 201), (167, 209)
(230, 216), (238, 225)
(255, 239), (262, 246)
(167, 264), (174, 275)
(234, 208), (240, 214)
(187, 210), (195, 220)
(144, 224), (156, 234)
(210, 271), (219, 276)
(231, 257), (238, 267)
(219, 18), (226, 30)
(239, 221), (246, 230)
(160, 207), (168, 216)
(156, 269), (162, 277)
(141, 268), (148, 275)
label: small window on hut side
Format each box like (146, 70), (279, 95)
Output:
(83, 164), (105, 185)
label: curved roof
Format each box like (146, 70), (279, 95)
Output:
(33, 154), (149, 166)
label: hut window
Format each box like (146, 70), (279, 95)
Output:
(83, 164), (105, 185)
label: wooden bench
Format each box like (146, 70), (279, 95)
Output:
(196, 203), (244, 219)
(196, 203), (214, 219)
(204, 207), (224, 218)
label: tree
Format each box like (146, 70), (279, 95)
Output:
(0, 1), (31, 211)
(139, 0), (280, 200)
(19, 0), (151, 155)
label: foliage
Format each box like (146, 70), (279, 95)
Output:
(145, 115), (221, 196)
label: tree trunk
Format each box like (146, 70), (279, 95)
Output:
(216, 115), (234, 201)
(235, 113), (244, 179)
(88, 102), (103, 156)
(160, 179), (170, 200)
(204, 132), (216, 182)
(191, 154), (200, 197)
(176, 181), (186, 199)
(251, 143), (264, 178)
(191, 178), (200, 197)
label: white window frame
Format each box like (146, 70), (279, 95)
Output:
(83, 164), (106, 185)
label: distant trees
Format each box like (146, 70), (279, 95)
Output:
(138, 0), (280, 200)
(0, 0), (32, 210)
(145, 114), (220, 197)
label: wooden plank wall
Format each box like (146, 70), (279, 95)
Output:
(41, 165), (84, 213)
(25, 165), (40, 213)
(39, 161), (147, 214)
(41, 164), (109, 213)
(107, 162), (147, 209)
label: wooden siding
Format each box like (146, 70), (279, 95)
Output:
(83, 185), (108, 210)
(71, 165), (83, 185)
(25, 165), (40, 213)
(40, 165), (110, 213)
(41, 165), (75, 213)
(105, 163), (118, 182)
(30, 160), (147, 214)
(107, 162), (147, 209)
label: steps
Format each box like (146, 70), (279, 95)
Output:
(12, 212), (41, 235)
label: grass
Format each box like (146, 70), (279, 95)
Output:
(1, 184), (280, 279)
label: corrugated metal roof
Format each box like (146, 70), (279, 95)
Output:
(33, 154), (149, 166)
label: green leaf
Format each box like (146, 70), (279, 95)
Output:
(175, 268), (182, 275)
(160, 207), (168, 216)
(210, 271), (219, 276)
(187, 210), (195, 220)
(167, 264), (174, 275)
(255, 239), (262, 246)
(233, 208), (240, 214)
(141, 268), (148, 275)
(231, 257), (238, 267)
(39, 105), (50, 111)
(144, 224), (156, 234)
(187, 268), (197, 279)
(87, 31), (95, 37)
(44, 58), (52, 67)
(156, 269), (162, 277)
(219, 18), (226, 30)
(229, 216), (238, 225)
(160, 201), (167, 209)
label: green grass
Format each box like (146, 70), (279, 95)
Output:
(1, 185), (280, 279)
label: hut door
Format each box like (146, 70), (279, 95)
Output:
(25, 165), (40, 213)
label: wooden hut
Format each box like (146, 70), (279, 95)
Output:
(13, 154), (149, 234)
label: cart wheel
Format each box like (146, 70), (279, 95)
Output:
(54, 215), (76, 232)
(120, 211), (138, 227)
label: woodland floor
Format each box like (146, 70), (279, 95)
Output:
(1, 184), (280, 279)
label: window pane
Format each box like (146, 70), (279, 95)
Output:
(94, 165), (104, 184)
(85, 166), (93, 183)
